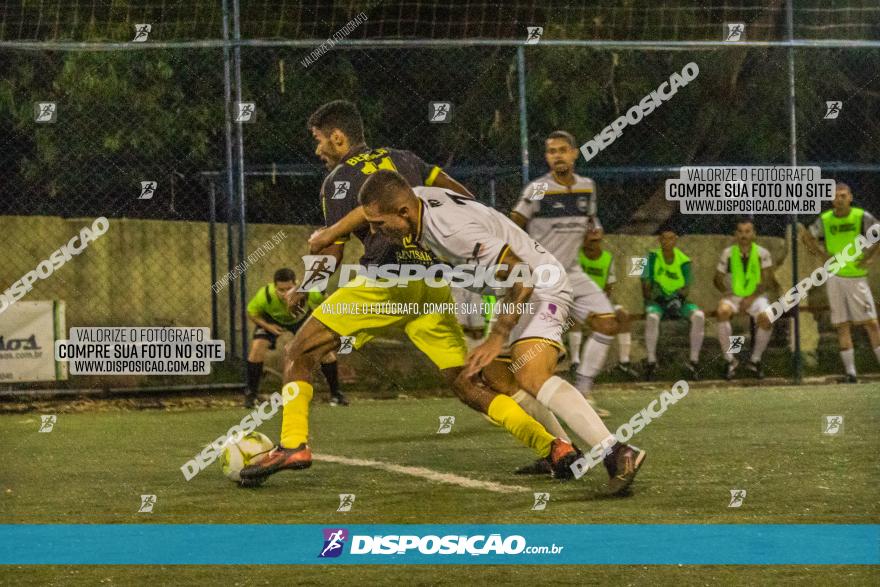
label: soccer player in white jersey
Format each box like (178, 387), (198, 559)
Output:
(511, 131), (622, 399)
(714, 219), (775, 380)
(358, 169), (646, 495)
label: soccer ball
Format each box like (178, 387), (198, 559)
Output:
(221, 431), (274, 485)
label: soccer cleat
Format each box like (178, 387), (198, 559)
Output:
(239, 443), (312, 480)
(684, 360), (701, 381)
(603, 443), (646, 496)
(744, 360), (764, 379)
(842, 374), (858, 384)
(329, 391), (349, 406)
(724, 359), (738, 380)
(643, 361), (656, 381)
(548, 438), (581, 480)
(514, 458), (552, 476)
(586, 396), (611, 418)
(568, 362), (580, 377)
(615, 362), (639, 379)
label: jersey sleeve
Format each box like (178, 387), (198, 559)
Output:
(862, 211), (878, 236)
(641, 251), (655, 282)
(399, 150), (442, 187)
(716, 248), (730, 274)
(759, 246), (773, 268)
(513, 184), (540, 220)
(606, 256), (618, 285)
(320, 167), (359, 242)
(681, 261), (692, 286)
(808, 216), (824, 241)
(446, 225), (511, 271)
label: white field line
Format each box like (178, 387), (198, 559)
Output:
(313, 453), (529, 494)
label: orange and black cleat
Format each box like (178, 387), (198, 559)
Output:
(239, 443), (312, 481)
(548, 438), (581, 480)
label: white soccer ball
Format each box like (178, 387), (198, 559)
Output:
(221, 431), (274, 484)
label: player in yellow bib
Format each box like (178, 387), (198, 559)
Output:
(713, 220), (775, 380)
(641, 229), (705, 381)
(802, 183), (880, 382)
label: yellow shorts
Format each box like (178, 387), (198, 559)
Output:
(311, 276), (468, 370)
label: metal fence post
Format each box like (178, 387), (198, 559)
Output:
(221, 0), (238, 361)
(786, 0), (803, 384)
(517, 46), (529, 186)
(232, 0), (249, 367)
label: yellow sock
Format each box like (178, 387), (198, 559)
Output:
(487, 394), (554, 458)
(280, 381), (313, 448)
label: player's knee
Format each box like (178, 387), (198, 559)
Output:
(616, 309), (631, 327)
(513, 366), (554, 395)
(756, 313), (772, 330)
(691, 309), (705, 323)
(592, 315), (619, 336)
(716, 305), (732, 321)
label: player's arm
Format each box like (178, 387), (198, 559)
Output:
(463, 249), (533, 377)
(641, 252), (654, 302)
(858, 214), (880, 267)
(430, 169), (475, 199)
(679, 260), (691, 299)
(510, 211), (528, 229)
(309, 207), (363, 254)
(801, 220), (827, 258)
(713, 270), (728, 294)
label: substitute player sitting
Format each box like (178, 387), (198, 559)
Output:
(801, 183), (880, 382)
(245, 268), (345, 408)
(577, 227), (637, 379)
(359, 169), (646, 495)
(641, 229), (705, 381)
(714, 219), (775, 380)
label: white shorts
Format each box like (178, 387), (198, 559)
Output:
(720, 295), (770, 318)
(491, 294), (571, 357)
(569, 270), (614, 322)
(827, 275), (877, 325)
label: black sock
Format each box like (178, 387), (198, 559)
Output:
(246, 361), (263, 396)
(321, 361), (340, 396)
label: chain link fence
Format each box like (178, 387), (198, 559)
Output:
(1, 1), (878, 394)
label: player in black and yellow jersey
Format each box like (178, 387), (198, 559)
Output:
(241, 101), (578, 482)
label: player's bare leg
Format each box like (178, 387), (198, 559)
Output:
(512, 339), (645, 494)
(863, 320), (880, 370)
(836, 322), (857, 381)
(744, 311), (772, 379)
(240, 317), (340, 480)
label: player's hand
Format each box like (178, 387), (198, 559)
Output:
(463, 334), (504, 378)
(285, 289), (307, 316)
(308, 228), (335, 254)
(858, 255), (875, 269)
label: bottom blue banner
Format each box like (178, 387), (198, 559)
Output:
(1, 524), (877, 565)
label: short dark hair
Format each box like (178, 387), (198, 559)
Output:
(358, 169), (412, 211)
(274, 267), (296, 283)
(735, 218), (754, 231)
(546, 130), (576, 148)
(307, 100), (365, 144)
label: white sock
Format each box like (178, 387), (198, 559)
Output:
(874, 346), (880, 365)
(645, 313), (660, 363)
(840, 348), (856, 376)
(617, 332), (631, 363)
(574, 374), (594, 395)
(568, 331), (583, 365)
(536, 376), (614, 449)
(751, 326), (772, 362)
(689, 310), (705, 363)
(512, 389), (570, 442)
(577, 332), (613, 378)
(718, 321), (733, 362)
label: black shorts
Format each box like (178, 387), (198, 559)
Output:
(253, 316), (307, 350)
